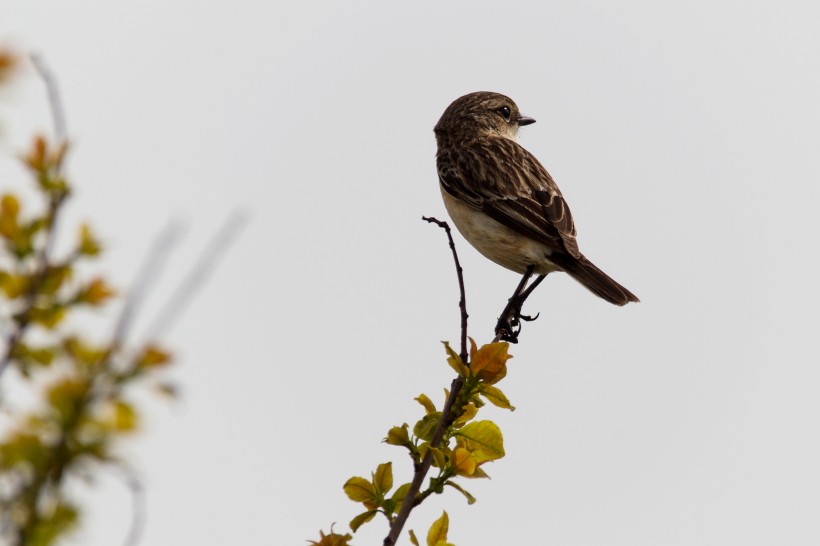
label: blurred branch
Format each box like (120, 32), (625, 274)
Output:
(106, 463), (146, 546)
(143, 209), (248, 342)
(111, 221), (185, 346)
(30, 54), (66, 143)
(0, 55), (69, 379)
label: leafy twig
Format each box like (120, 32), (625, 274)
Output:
(383, 217), (469, 546)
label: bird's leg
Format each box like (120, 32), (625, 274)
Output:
(495, 267), (541, 343)
(517, 274), (547, 321)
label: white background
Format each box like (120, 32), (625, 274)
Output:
(2, 1), (820, 545)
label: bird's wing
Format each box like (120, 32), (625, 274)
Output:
(438, 137), (580, 258)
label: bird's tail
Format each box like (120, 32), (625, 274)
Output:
(552, 254), (639, 306)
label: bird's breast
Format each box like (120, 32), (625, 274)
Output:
(439, 187), (562, 275)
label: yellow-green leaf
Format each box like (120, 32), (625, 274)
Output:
(413, 412), (441, 442)
(40, 265), (71, 295)
(30, 305), (66, 329)
(343, 476), (376, 504)
(0, 194), (20, 239)
(78, 223), (102, 256)
(112, 401), (138, 431)
(47, 378), (88, 424)
(349, 509), (378, 532)
(480, 384), (515, 411)
(373, 462), (393, 494)
(409, 529), (420, 546)
(0, 271), (28, 298)
(415, 393), (436, 414)
(426, 511), (449, 546)
(452, 403), (478, 427)
(442, 341), (468, 377)
(385, 424), (410, 446)
(445, 480), (476, 505)
(391, 482), (411, 512)
(309, 527), (354, 546)
(455, 420), (505, 463)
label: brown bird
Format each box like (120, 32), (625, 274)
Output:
(435, 91), (638, 332)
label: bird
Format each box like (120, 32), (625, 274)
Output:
(434, 91), (638, 330)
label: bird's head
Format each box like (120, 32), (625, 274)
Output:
(434, 91), (535, 144)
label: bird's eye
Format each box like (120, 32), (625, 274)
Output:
(497, 106), (511, 122)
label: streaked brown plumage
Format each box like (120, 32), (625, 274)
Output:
(435, 91), (638, 306)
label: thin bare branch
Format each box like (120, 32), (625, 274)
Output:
(422, 216), (468, 361)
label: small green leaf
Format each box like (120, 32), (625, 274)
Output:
(413, 412), (441, 442)
(409, 529), (420, 546)
(391, 482), (412, 512)
(480, 384), (515, 411)
(349, 509), (378, 532)
(445, 481), (476, 505)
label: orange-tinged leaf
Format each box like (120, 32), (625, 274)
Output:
(426, 511), (449, 546)
(137, 345), (172, 368)
(469, 342), (511, 384)
(373, 462), (393, 494)
(451, 447), (477, 477)
(480, 384), (515, 411)
(24, 135), (48, 171)
(78, 277), (115, 305)
(455, 420), (505, 463)
(442, 341), (468, 377)
(343, 476), (376, 504)
(0, 50), (18, 81)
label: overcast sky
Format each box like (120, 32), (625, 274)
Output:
(2, 1), (820, 545)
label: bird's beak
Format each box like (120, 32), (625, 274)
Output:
(517, 116), (536, 126)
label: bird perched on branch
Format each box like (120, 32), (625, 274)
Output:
(434, 91), (638, 337)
